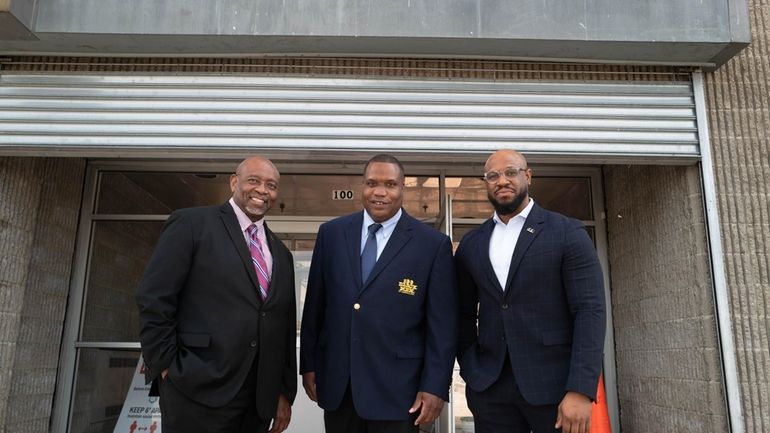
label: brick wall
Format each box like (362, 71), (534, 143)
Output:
(0, 157), (86, 432)
(603, 164), (727, 432)
(703, 0), (770, 431)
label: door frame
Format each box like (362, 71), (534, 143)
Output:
(52, 160), (616, 433)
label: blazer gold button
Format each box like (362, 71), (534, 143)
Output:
(353, 303), (361, 310)
(249, 340), (257, 347)
(502, 303), (509, 309)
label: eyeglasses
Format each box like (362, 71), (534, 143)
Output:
(482, 167), (527, 183)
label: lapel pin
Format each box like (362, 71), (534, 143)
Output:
(526, 227), (535, 234)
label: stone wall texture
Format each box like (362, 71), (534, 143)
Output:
(603, 165), (727, 433)
(703, 0), (770, 432)
(0, 157), (86, 432)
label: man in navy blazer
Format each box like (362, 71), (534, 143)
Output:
(456, 150), (606, 433)
(300, 154), (458, 433)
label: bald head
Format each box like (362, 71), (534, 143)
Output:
(484, 149), (528, 172)
(235, 156), (279, 179)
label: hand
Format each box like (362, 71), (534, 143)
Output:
(555, 391), (592, 433)
(302, 372), (318, 402)
(160, 369), (168, 380)
(268, 394), (291, 433)
(409, 391), (444, 425)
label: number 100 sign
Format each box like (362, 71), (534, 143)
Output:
(332, 190), (354, 200)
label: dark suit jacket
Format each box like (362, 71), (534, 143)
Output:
(455, 203), (605, 405)
(299, 210), (457, 420)
(136, 202), (297, 418)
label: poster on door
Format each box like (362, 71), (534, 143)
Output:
(113, 355), (161, 433)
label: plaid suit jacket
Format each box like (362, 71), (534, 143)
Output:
(456, 203), (606, 404)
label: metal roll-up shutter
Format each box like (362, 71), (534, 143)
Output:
(0, 74), (698, 161)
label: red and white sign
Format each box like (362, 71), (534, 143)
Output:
(113, 356), (162, 433)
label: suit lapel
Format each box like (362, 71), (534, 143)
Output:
(478, 219), (505, 298)
(219, 203), (262, 304)
(361, 211), (414, 292)
(503, 203), (546, 293)
(344, 212), (365, 290)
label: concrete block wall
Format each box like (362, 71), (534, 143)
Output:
(1, 158), (41, 432)
(0, 157), (86, 432)
(603, 164), (727, 433)
(703, 0), (770, 430)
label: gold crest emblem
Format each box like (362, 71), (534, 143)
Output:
(398, 278), (418, 296)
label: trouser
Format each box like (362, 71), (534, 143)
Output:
(158, 356), (271, 433)
(466, 357), (560, 433)
(324, 384), (419, 433)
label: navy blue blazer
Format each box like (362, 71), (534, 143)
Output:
(300, 210), (458, 420)
(455, 203), (605, 405)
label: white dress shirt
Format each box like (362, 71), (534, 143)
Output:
(489, 198), (534, 290)
(361, 209), (402, 260)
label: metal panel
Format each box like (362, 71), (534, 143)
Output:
(0, 0), (749, 67)
(692, 71), (743, 433)
(0, 74), (699, 160)
(31, 0), (731, 40)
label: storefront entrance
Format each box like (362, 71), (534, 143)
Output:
(54, 158), (613, 433)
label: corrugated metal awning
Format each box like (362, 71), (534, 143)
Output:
(0, 74), (699, 162)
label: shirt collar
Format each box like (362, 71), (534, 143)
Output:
(492, 198), (534, 226)
(363, 208), (402, 235)
(229, 197), (265, 233)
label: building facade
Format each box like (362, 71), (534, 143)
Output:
(0, 0), (767, 432)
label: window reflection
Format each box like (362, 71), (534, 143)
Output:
(70, 349), (140, 433)
(96, 172), (444, 221)
(82, 221), (164, 342)
(278, 235), (316, 331)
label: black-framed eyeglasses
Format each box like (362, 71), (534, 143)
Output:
(482, 167), (527, 183)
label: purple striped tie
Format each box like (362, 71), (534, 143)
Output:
(247, 224), (270, 301)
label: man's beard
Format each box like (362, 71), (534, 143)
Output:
(244, 201), (267, 219)
(488, 187), (528, 216)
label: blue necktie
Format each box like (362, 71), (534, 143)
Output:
(361, 223), (382, 284)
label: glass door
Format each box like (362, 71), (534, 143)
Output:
(274, 228), (324, 433)
(54, 163), (614, 433)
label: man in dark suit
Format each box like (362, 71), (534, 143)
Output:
(136, 156), (297, 433)
(300, 154), (457, 433)
(456, 149), (606, 433)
